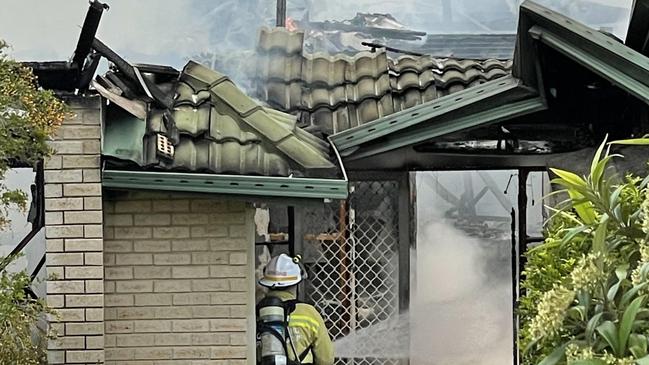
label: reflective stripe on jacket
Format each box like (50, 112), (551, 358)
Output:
(266, 290), (334, 365)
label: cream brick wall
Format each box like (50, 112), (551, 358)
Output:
(44, 95), (105, 364)
(103, 193), (254, 365)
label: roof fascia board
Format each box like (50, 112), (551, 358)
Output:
(513, 2), (541, 88)
(345, 96), (546, 161)
(625, 0), (649, 56)
(102, 170), (349, 200)
(520, 1), (649, 103)
(529, 26), (649, 103)
(330, 76), (523, 153)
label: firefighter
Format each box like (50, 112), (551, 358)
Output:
(257, 253), (334, 365)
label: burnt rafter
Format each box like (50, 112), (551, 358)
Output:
(72, 0), (109, 91)
(23, 0), (108, 91)
(91, 38), (175, 109)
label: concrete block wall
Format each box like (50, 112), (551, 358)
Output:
(44, 95), (105, 364)
(103, 192), (255, 364)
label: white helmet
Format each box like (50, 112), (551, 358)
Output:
(258, 254), (304, 288)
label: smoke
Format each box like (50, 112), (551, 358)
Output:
(409, 221), (512, 364)
(407, 171), (514, 365)
(0, 0), (632, 61)
(334, 171), (516, 364)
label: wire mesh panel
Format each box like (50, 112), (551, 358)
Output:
(302, 181), (402, 365)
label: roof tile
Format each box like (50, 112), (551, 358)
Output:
(102, 60), (335, 176)
(254, 27), (512, 135)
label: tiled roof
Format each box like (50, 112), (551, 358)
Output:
(254, 27), (512, 135)
(100, 61), (335, 177)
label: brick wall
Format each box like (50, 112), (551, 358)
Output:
(44, 95), (105, 364)
(103, 192), (255, 364)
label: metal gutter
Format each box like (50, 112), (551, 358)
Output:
(345, 96), (546, 161)
(330, 76), (522, 154)
(529, 26), (649, 103)
(102, 170), (349, 200)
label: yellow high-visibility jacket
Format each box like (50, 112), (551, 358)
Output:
(265, 290), (335, 365)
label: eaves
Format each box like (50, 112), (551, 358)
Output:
(329, 75), (546, 160)
(517, 1), (649, 104)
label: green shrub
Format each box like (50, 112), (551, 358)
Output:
(0, 261), (54, 364)
(520, 139), (649, 365)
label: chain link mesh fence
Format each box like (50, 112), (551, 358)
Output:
(301, 181), (402, 365)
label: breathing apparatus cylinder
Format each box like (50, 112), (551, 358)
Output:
(258, 296), (289, 365)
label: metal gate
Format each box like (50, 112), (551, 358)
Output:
(301, 180), (403, 365)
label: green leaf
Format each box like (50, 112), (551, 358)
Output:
(608, 264), (629, 302)
(568, 191), (597, 224)
(550, 168), (588, 187)
(591, 136), (608, 179)
(637, 355), (649, 365)
(629, 333), (648, 358)
(609, 138), (649, 145)
(597, 321), (620, 356)
(621, 283), (649, 308)
(538, 343), (567, 365)
(592, 216), (609, 255)
(619, 295), (646, 356)
(586, 312), (604, 343)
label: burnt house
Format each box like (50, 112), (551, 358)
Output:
(8, 0), (649, 364)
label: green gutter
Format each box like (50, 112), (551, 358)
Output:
(102, 170), (349, 200)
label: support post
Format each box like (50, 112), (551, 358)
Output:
(276, 0), (287, 27)
(511, 208), (518, 365)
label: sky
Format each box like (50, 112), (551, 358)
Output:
(0, 0), (634, 70)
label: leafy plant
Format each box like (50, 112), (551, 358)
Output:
(0, 39), (66, 229)
(520, 138), (649, 365)
(0, 40), (62, 363)
(0, 256), (55, 364)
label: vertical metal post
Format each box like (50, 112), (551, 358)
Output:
(398, 173), (411, 314)
(276, 0), (287, 27)
(510, 208), (518, 365)
(337, 200), (351, 335)
(514, 169), (530, 365)
(288, 206), (295, 257)
(518, 169), (529, 295)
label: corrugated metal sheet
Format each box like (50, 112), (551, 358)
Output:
(101, 61), (335, 177)
(254, 27), (512, 135)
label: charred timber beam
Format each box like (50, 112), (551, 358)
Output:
(276, 0), (287, 27)
(361, 41), (424, 56)
(304, 21), (426, 41)
(72, 1), (109, 74)
(92, 38), (174, 109)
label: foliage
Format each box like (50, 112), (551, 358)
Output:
(0, 40), (66, 229)
(0, 256), (54, 365)
(520, 137), (649, 365)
